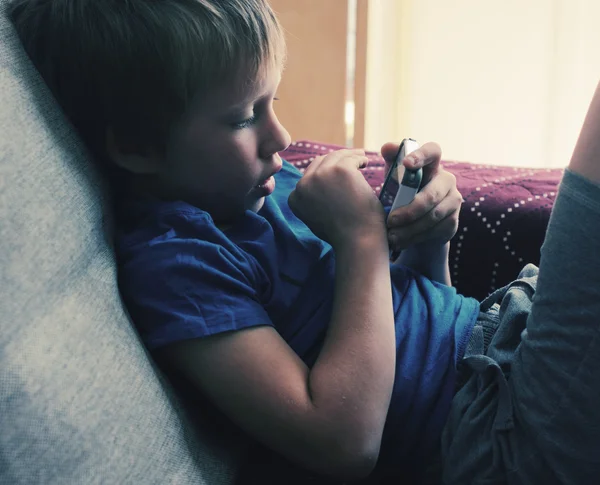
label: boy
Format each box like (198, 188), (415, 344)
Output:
(11, 1), (600, 483)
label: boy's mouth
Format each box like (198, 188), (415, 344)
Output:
(254, 161), (283, 196)
(256, 177), (272, 188)
(254, 175), (276, 196)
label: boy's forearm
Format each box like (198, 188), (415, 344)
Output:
(396, 241), (451, 285)
(308, 232), (395, 462)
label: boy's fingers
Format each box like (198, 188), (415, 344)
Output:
(403, 142), (442, 170)
(380, 141), (442, 169)
(303, 150), (368, 179)
(340, 153), (369, 170)
(389, 190), (461, 237)
(388, 171), (458, 226)
(320, 149), (367, 169)
(302, 155), (325, 175)
(389, 211), (459, 250)
(381, 142), (401, 163)
(407, 142), (442, 188)
(388, 192), (461, 248)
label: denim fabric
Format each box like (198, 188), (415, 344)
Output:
(442, 169), (600, 484)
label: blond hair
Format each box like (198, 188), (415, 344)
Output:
(11, 0), (286, 159)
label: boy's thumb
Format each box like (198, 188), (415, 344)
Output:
(381, 142), (402, 163)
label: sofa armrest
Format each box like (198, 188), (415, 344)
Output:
(282, 141), (564, 300)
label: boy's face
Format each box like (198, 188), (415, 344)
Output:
(157, 63), (291, 222)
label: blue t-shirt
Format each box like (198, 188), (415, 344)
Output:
(116, 161), (479, 477)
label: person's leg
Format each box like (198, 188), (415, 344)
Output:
(508, 81), (600, 483)
(569, 80), (600, 184)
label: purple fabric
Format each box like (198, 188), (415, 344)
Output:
(281, 141), (564, 300)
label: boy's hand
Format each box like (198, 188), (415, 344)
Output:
(382, 142), (462, 251)
(289, 149), (386, 248)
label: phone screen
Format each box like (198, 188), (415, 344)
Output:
(379, 160), (401, 208)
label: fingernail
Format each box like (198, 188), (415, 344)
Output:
(408, 155), (422, 168)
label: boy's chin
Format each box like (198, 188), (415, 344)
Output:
(248, 197), (266, 213)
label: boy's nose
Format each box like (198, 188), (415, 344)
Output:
(261, 115), (291, 158)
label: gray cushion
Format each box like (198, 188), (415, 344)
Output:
(0, 1), (237, 483)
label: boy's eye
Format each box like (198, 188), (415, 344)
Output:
(232, 114), (258, 130)
(230, 98), (278, 130)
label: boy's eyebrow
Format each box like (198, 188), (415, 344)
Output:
(224, 73), (282, 113)
(223, 91), (276, 113)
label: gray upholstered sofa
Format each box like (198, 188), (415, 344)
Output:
(0, 1), (240, 482)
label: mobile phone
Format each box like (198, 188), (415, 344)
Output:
(379, 138), (422, 214)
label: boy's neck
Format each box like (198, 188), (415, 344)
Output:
(124, 173), (251, 231)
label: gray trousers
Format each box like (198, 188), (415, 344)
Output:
(441, 169), (600, 484)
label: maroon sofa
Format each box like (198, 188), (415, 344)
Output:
(282, 141), (564, 301)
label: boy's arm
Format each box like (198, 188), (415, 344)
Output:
(396, 241), (451, 285)
(159, 150), (395, 480)
(382, 142), (461, 285)
(159, 232), (393, 481)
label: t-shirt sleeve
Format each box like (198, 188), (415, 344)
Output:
(119, 236), (273, 350)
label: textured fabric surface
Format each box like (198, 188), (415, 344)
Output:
(282, 141), (563, 301)
(0, 1), (237, 483)
(443, 170), (600, 484)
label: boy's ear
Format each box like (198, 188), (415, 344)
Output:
(105, 126), (162, 174)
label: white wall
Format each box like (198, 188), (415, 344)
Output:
(364, 0), (600, 167)
(364, 0), (409, 153)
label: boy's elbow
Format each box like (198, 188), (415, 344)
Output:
(319, 436), (381, 480)
(336, 450), (379, 481)
(297, 406), (386, 480)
